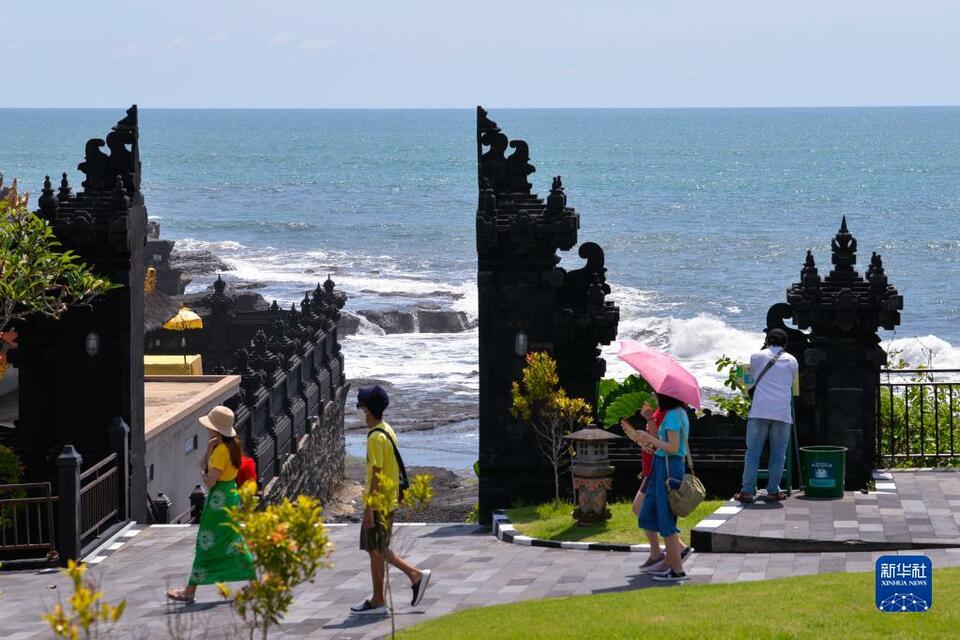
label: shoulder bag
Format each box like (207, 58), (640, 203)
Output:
(667, 417), (706, 518)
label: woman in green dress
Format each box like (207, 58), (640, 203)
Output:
(166, 406), (255, 603)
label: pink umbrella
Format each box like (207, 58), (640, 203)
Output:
(617, 340), (702, 409)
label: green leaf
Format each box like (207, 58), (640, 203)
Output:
(602, 390), (656, 427)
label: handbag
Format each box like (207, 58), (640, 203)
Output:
(367, 428), (410, 501)
(747, 350), (783, 400)
(666, 419), (706, 518)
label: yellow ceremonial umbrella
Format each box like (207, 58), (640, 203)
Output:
(163, 305), (203, 365)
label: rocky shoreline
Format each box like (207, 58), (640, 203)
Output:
(325, 456), (478, 524)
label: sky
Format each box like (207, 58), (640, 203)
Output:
(2, 0), (959, 109)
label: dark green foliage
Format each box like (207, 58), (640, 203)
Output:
(597, 374), (656, 427)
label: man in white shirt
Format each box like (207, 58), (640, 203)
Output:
(736, 328), (799, 503)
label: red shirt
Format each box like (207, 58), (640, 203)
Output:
(236, 456), (257, 489)
(641, 408), (666, 478)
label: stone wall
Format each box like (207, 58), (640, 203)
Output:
(262, 383), (349, 506)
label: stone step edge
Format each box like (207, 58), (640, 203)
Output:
(492, 510), (652, 552)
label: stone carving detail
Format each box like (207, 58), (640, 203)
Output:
(772, 217), (903, 489)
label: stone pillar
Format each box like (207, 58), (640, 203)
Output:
(56, 445), (83, 564)
(107, 417), (130, 522)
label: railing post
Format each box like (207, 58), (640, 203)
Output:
(151, 493), (172, 524)
(189, 485), (206, 523)
(56, 445), (83, 565)
(108, 417), (130, 522)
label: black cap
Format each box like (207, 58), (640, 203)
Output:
(357, 385), (389, 420)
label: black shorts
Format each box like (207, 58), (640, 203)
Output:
(359, 511), (393, 553)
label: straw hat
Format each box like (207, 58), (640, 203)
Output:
(199, 405), (237, 437)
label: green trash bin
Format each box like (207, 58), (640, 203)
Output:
(800, 445), (847, 498)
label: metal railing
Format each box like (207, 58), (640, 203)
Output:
(0, 482), (57, 556)
(79, 453), (120, 544)
(877, 369), (960, 466)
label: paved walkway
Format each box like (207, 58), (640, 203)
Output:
(696, 470), (960, 552)
(4, 522), (960, 639)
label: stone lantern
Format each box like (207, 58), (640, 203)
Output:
(565, 428), (622, 526)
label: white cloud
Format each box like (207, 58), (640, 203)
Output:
(297, 37), (335, 51)
(269, 32), (296, 47)
(207, 30), (230, 44)
(165, 36), (189, 51)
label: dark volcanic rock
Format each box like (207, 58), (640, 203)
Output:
(170, 249), (234, 276)
(355, 308), (475, 335)
(358, 310), (417, 334)
(338, 311), (362, 337)
(417, 309), (474, 333)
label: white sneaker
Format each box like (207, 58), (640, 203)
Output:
(411, 569), (432, 607)
(349, 599), (387, 616)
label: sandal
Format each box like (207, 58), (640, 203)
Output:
(734, 492), (755, 504)
(765, 491), (788, 502)
(165, 589), (196, 604)
(639, 554), (665, 570)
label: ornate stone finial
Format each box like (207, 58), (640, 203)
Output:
(144, 266), (157, 293)
(58, 172), (73, 201)
(270, 300), (280, 313)
(868, 252), (888, 291)
(547, 175), (566, 215)
(505, 140), (535, 193)
(111, 175), (130, 211)
(323, 275), (336, 294)
(213, 274), (226, 294)
(829, 216), (857, 278)
(38, 175), (58, 216)
(78, 138), (109, 190)
(801, 250), (821, 289)
(313, 282), (324, 300)
(300, 292), (313, 316)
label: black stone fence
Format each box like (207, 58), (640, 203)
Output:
(56, 418), (130, 564)
(877, 369), (960, 467)
(0, 482), (57, 564)
(145, 276), (348, 498)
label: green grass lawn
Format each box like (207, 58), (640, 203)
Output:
(506, 499), (725, 546)
(401, 568), (959, 639)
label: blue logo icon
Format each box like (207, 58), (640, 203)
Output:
(876, 555), (932, 612)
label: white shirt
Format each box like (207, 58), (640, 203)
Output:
(748, 346), (798, 423)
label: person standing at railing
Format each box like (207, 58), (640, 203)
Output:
(166, 406), (255, 604)
(736, 328), (799, 504)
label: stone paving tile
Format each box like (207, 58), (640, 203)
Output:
(5, 489), (960, 640)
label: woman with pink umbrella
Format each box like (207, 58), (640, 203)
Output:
(617, 341), (701, 583)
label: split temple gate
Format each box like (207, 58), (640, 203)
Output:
(475, 107), (620, 522)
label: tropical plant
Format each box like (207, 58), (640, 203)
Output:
(42, 559), (126, 639)
(0, 200), (118, 378)
(511, 351), (593, 503)
(0, 445), (24, 533)
(709, 355), (752, 420)
(218, 483), (332, 640)
(597, 374), (656, 427)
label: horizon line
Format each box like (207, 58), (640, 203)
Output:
(2, 104), (960, 111)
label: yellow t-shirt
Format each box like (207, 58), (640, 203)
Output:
(209, 443), (238, 482)
(364, 421), (399, 513)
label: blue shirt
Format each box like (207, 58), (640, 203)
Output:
(654, 408), (690, 458)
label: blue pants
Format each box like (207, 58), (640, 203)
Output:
(638, 455), (685, 538)
(741, 418), (791, 495)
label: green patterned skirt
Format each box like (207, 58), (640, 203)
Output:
(188, 480), (255, 586)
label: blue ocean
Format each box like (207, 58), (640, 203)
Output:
(3, 108), (960, 469)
